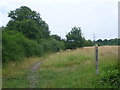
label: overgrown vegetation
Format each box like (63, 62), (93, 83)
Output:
(2, 46), (119, 88)
(1, 6), (119, 88)
(97, 65), (119, 88)
(2, 57), (43, 88)
(2, 6), (119, 63)
(2, 30), (64, 62)
(2, 30), (44, 62)
(2, 6), (64, 62)
(36, 46), (119, 88)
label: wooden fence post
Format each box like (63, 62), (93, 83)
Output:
(95, 45), (99, 75)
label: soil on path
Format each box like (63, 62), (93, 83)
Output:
(28, 61), (41, 88)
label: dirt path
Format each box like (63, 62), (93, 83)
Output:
(28, 61), (41, 88)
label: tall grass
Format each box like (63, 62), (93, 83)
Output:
(2, 57), (43, 88)
(36, 46), (118, 88)
(2, 46), (119, 88)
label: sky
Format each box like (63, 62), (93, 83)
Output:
(0, 0), (118, 40)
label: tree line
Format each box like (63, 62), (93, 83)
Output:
(1, 6), (119, 63)
(96, 38), (120, 46)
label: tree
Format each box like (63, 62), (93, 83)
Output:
(108, 38), (118, 45)
(2, 6), (65, 62)
(51, 34), (61, 41)
(6, 6), (50, 39)
(66, 27), (85, 49)
(103, 39), (108, 45)
(85, 40), (93, 46)
(96, 39), (103, 46)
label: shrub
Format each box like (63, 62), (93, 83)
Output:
(2, 30), (25, 62)
(2, 30), (44, 62)
(38, 38), (65, 53)
(2, 30), (65, 62)
(98, 65), (119, 88)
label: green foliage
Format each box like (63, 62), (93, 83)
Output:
(2, 6), (65, 62)
(2, 30), (64, 62)
(3, 74), (29, 88)
(102, 39), (109, 45)
(84, 40), (94, 46)
(6, 6), (50, 39)
(96, 39), (103, 46)
(108, 38), (119, 45)
(38, 38), (65, 53)
(2, 30), (25, 62)
(51, 34), (61, 41)
(2, 30), (44, 62)
(98, 65), (119, 88)
(66, 27), (85, 49)
(96, 38), (119, 46)
(3, 6), (118, 63)
(6, 20), (40, 39)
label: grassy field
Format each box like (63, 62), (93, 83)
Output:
(2, 57), (43, 88)
(2, 46), (119, 88)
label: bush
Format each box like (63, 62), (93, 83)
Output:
(2, 30), (25, 62)
(2, 30), (65, 62)
(2, 30), (44, 62)
(15, 35), (44, 57)
(98, 65), (119, 88)
(38, 38), (65, 53)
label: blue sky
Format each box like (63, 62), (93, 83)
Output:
(0, 0), (118, 40)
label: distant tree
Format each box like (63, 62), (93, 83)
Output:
(51, 34), (61, 41)
(96, 38), (119, 46)
(103, 39), (108, 45)
(6, 6), (50, 39)
(66, 27), (85, 49)
(96, 39), (103, 46)
(108, 38), (118, 45)
(85, 40), (93, 46)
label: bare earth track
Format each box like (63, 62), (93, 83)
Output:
(28, 61), (41, 88)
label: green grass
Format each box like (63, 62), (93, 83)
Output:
(2, 73), (29, 88)
(2, 57), (43, 88)
(2, 46), (119, 88)
(36, 46), (119, 88)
